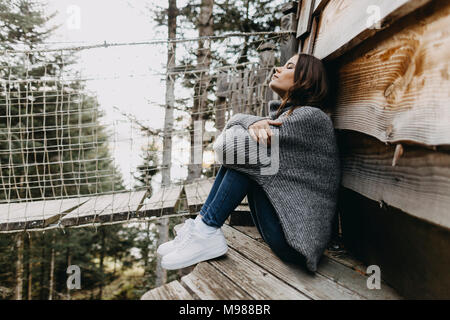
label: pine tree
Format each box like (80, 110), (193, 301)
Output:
(0, 0), (127, 300)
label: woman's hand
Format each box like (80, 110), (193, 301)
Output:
(248, 119), (282, 145)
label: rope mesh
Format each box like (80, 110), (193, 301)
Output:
(0, 31), (288, 233)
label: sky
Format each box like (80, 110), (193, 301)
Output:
(41, 0), (196, 191)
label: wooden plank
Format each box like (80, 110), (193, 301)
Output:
(140, 185), (183, 217)
(338, 131), (450, 229)
(313, 0), (330, 14)
(208, 248), (309, 300)
(231, 225), (263, 241)
(314, 0), (433, 60)
(60, 194), (114, 227)
(339, 187), (450, 299)
(61, 190), (149, 226)
(0, 197), (87, 231)
(280, 1), (298, 15)
(296, 0), (315, 38)
(237, 222), (401, 300)
(184, 179), (214, 213)
(318, 254), (402, 299)
(331, 1), (450, 146)
(280, 12), (299, 64)
(181, 262), (252, 300)
(222, 224), (365, 300)
(302, 14), (318, 54)
(98, 190), (149, 222)
(140, 280), (194, 300)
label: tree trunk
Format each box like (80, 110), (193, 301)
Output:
(98, 227), (105, 299)
(66, 247), (71, 300)
(187, 0), (214, 182)
(155, 0), (178, 287)
(15, 233), (24, 300)
(39, 241), (45, 300)
(27, 234), (32, 300)
(48, 233), (55, 300)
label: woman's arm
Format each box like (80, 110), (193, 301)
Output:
(225, 113), (269, 130)
(213, 122), (280, 178)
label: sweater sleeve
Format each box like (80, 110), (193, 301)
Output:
(213, 122), (280, 181)
(214, 107), (332, 180)
(225, 113), (269, 130)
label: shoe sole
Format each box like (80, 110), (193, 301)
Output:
(161, 243), (228, 270)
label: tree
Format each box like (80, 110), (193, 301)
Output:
(0, 0), (126, 300)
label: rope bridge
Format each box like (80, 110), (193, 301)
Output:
(0, 31), (289, 233)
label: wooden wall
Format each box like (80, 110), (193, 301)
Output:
(293, 0), (450, 298)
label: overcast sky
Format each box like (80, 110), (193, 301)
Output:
(41, 0), (196, 191)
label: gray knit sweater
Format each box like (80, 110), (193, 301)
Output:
(213, 100), (341, 272)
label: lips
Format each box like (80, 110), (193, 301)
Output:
(272, 74), (278, 80)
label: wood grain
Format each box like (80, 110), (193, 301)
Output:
(296, 0), (315, 38)
(140, 280), (194, 300)
(314, 0), (433, 60)
(331, 1), (450, 146)
(222, 224), (365, 300)
(338, 131), (450, 229)
(0, 197), (87, 231)
(181, 262), (251, 300)
(208, 247), (309, 300)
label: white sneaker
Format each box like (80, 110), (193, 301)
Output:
(161, 226), (228, 270)
(156, 218), (194, 257)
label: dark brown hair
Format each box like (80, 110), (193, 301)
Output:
(275, 53), (329, 117)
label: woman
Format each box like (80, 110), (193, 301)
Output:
(157, 53), (341, 273)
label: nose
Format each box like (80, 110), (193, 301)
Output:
(275, 66), (282, 74)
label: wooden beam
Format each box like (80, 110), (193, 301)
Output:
(222, 224), (365, 299)
(280, 1), (298, 15)
(139, 185), (183, 217)
(314, 0), (433, 60)
(141, 280), (194, 300)
(338, 131), (450, 229)
(339, 187), (450, 299)
(181, 262), (252, 299)
(280, 12), (299, 64)
(313, 0), (330, 15)
(98, 190), (149, 222)
(301, 14), (319, 54)
(59, 190), (149, 226)
(297, 0), (315, 38)
(184, 178), (214, 213)
(331, 1), (450, 146)
(0, 198), (87, 231)
(208, 247), (309, 299)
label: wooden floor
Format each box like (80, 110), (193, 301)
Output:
(141, 224), (402, 300)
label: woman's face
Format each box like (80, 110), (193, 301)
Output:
(269, 54), (298, 98)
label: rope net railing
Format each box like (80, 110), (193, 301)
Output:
(0, 31), (288, 233)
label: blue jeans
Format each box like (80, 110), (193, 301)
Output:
(200, 166), (305, 266)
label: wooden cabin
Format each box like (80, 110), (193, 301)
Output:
(142, 0), (449, 300)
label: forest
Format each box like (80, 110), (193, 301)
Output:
(0, 0), (284, 300)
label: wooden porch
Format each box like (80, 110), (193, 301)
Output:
(141, 223), (402, 300)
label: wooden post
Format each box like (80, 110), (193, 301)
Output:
(156, 0), (178, 287)
(15, 233), (23, 300)
(257, 42), (276, 115)
(48, 233), (55, 300)
(280, 1), (299, 64)
(215, 72), (229, 132)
